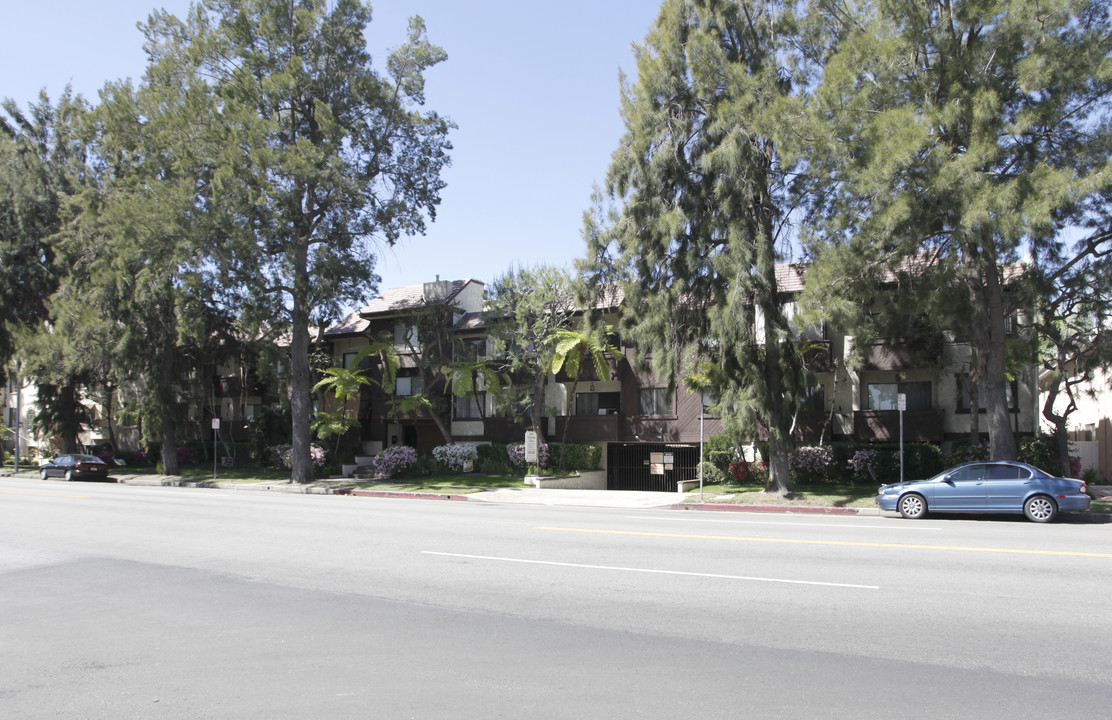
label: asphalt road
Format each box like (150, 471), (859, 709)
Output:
(1, 476), (1110, 719)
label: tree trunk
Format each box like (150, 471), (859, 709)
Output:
(289, 242), (314, 483)
(58, 382), (80, 454)
(157, 317), (180, 476)
(981, 263), (1017, 461)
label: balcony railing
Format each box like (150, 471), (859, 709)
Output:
(554, 414), (621, 443)
(853, 409), (944, 442)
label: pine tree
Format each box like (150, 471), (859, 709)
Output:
(140, 0), (454, 481)
(800, 0), (1112, 461)
(589, 0), (810, 493)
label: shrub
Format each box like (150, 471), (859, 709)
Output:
(476, 443), (515, 475)
(698, 461), (728, 486)
(551, 443), (602, 471)
(177, 445), (197, 467)
(850, 449), (883, 483)
(1017, 435), (1067, 476)
(704, 433), (738, 453)
(945, 440), (989, 466)
(788, 445), (838, 483)
(705, 450), (735, 475)
(266, 444), (327, 471)
(373, 446), (418, 478)
(433, 443), (479, 472)
(729, 460), (768, 487)
(508, 441), (549, 470)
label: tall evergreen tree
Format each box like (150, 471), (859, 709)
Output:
(800, 0), (1112, 461)
(587, 0), (809, 493)
(1, 91), (94, 452)
(140, 0), (453, 482)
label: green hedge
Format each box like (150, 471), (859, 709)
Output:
(476, 443), (515, 475)
(551, 443), (602, 472)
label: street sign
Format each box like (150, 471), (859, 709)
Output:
(211, 418), (221, 430)
(897, 393), (906, 411)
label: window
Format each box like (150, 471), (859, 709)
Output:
(394, 322), (418, 347)
(867, 381), (931, 410)
(342, 352), (358, 369)
(395, 369), (422, 396)
(985, 464), (1031, 480)
(456, 338), (487, 363)
(801, 384), (825, 413)
(575, 391), (621, 416)
(638, 388), (672, 416)
(454, 393), (484, 419)
(950, 464), (987, 481)
(957, 378), (1017, 411)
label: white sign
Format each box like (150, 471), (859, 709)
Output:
(897, 393), (907, 412)
(524, 431), (539, 463)
(211, 418), (221, 430)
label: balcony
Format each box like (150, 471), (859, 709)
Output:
(866, 337), (943, 371)
(554, 414), (622, 443)
(800, 341), (832, 372)
(854, 409), (944, 442)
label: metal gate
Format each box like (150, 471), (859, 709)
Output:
(607, 443), (700, 492)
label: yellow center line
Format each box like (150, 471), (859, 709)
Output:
(536, 526), (1112, 558)
(0, 489), (89, 499)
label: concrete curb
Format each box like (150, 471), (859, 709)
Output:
(345, 488), (472, 502)
(673, 502), (878, 515)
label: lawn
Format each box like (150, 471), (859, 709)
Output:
(342, 473), (531, 493)
(684, 482), (879, 508)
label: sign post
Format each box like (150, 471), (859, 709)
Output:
(524, 430), (539, 466)
(211, 418), (221, 480)
(897, 393), (906, 483)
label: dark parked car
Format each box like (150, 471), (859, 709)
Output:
(876, 460), (1089, 523)
(38, 454), (110, 482)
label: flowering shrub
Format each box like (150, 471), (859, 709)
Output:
(177, 445), (197, 467)
(729, 460), (769, 487)
(788, 445), (838, 483)
(373, 446), (418, 478)
(850, 449), (881, 483)
(267, 444), (328, 471)
(507, 441), (549, 469)
(433, 443), (478, 472)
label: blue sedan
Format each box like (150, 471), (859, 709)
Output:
(876, 461), (1090, 522)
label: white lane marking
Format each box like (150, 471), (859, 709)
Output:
(421, 551), (879, 590)
(624, 515), (940, 530)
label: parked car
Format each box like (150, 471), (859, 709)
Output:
(38, 454), (110, 482)
(876, 460), (1089, 523)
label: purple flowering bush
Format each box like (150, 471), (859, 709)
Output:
(373, 446), (418, 478)
(788, 445), (838, 483)
(850, 449), (882, 483)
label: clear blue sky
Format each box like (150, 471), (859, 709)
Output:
(1, 0), (662, 292)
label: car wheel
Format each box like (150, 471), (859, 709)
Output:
(40, 468), (48, 480)
(898, 493), (928, 520)
(1024, 495), (1057, 523)
(64, 470), (73, 482)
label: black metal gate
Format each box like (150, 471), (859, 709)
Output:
(606, 443), (700, 492)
